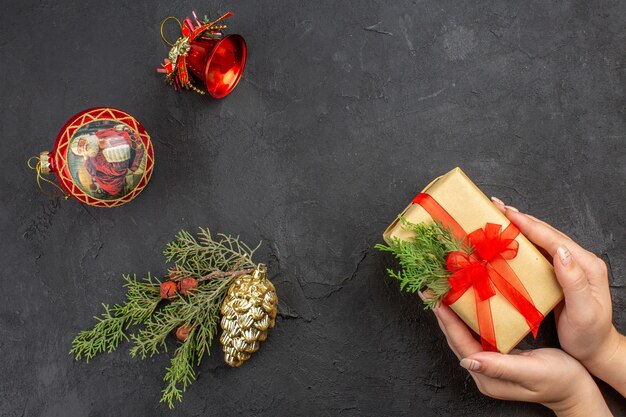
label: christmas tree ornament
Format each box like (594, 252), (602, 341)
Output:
(220, 264), (278, 367)
(29, 107), (154, 207)
(70, 229), (278, 408)
(157, 11), (246, 98)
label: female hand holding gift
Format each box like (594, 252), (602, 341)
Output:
(432, 302), (611, 416)
(432, 199), (626, 416)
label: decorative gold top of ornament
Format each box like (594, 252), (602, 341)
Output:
(220, 263), (278, 367)
(27, 152), (69, 199)
(252, 263), (268, 280)
(39, 151), (51, 174)
(167, 36), (190, 70)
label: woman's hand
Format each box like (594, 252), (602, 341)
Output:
(491, 198), (626, 396)
(431, 301), (612, 416)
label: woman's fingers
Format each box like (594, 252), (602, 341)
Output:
(553, 245), (594, 314)
(460, 351), (541, 403)
(461, 351), (539, 385)
(505, 209), (566, 256)
(490, 197), (581, 255)
(502, 208), (591, 261)
(433, 304), (482, 360)
(491, 199), (608, 289)
(471, 374), (532, 402)
(491, 197), (507, 214)
(491, 199), (595, 315)
(490, 197), (571, 251)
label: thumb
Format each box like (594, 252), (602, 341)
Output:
(553, 245), (592, 312)
(460, 351), (536, 383)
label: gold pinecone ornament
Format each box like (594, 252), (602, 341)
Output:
(220, 264), (278, 367)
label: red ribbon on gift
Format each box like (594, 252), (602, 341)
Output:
(413, 193), (544, 351)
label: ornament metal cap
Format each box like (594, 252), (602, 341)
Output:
(39, 151), (51, 174)
(252, 263), (267, 280)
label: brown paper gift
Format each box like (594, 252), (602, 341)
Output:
(383, 167), (563, 353)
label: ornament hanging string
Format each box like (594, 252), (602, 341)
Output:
(27, 156), (69, 199)
(159, 16), (183, 47)
(413, 192), (544, 351)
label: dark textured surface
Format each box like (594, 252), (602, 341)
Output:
(1, 0), (625, 416)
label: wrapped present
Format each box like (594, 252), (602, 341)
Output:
(382, 167), (563, 353)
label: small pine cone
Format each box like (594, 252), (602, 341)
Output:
(175, 325), (192, 342)
(160, 281), (178, 300)
(177, 277), (198, 296)
(219, 264), (278, 367)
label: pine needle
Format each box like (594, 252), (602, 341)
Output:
(161, 331), (197, 409)
(164, 228), (258, 279)
(70, 274), (161, 361)
(375, 218), (471, 309)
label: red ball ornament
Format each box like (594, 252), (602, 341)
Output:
(157, 11), (246, 98)
(31, 107), (154, 207)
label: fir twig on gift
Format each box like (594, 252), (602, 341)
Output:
(375, 218), (472, 309)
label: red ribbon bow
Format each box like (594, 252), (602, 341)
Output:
(413, 193), (544, 351)
(446, 223), (519, 302)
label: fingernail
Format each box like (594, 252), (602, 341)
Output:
(491, 196), (504, 206)
(460, 358), (482, 372)
(557, 245), (572, 266)
(418, 291), (425, 301)
(505, 205), (519, 212)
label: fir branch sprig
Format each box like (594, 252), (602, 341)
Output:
(129, 277), (231, 361)
(157, 283), (225, 408)
(129, 301), (180, 359)
(70, 274), (161, 361)
(375, 218), (471, 309)
(130, 278), (232, 408)
(161, 331), (197, 408)
(165, 228), (259, 279)
(70, 229), (260, 409)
